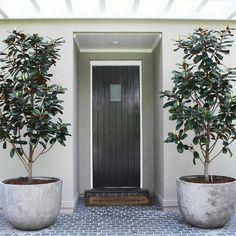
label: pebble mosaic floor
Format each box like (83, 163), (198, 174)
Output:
(0, 197), (236, 236)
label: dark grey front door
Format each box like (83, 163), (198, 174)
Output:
(92, 65), (140, 188)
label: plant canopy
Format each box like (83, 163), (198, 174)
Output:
(0, 30), (71, 183)
(161, 27), (236, 182)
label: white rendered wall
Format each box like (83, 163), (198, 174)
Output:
(73, 40), (80, 205)
(153, 39), (165, 204)
(0, 20), (236, 209)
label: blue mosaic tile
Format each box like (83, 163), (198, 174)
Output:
(0, 197), (236, 235)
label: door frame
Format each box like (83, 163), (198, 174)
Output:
(90, 60), (143, 189)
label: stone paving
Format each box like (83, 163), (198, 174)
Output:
(0, 197), (236, 236)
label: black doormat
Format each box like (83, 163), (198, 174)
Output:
(85, 195), (151, 206)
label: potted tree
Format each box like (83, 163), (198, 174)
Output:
(0, 30), (70, 230)
(161, 27), (236, 228)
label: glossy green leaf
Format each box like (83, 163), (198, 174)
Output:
(177, 143), (184, 153)
(163, 101), (175, 108)
(222, 147), (227, 154)
(193, 136), (199, 145)
(10, 148), (15, 158)
(193, 151), (200, 165)
(176, 120), (183, 130)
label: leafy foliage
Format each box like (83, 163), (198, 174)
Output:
(160, 27), (236, 181)
(0, 30), (71, 182)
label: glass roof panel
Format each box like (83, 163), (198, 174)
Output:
(136, 0), (168, 18)
(199, 0), (235, 19)
(0, 0), (235, 20)
(0, 0), (37, 18)
(104, 0), (134, 17)
(71, 0), (100, 18)
(166, 0), (202, 19)
(36, 0), (68, 18)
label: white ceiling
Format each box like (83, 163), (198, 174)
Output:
(74, 33), (161, 52)
(0, 0), (236, 20)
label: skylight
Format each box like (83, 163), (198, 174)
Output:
(0, 0), (235, 20)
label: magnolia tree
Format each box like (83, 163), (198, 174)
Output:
(0, 31), (70, 183)
(161, 27), (236, 182)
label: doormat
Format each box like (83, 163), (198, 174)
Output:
(85, 195), (151, 206)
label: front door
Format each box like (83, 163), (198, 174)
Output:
(92, 64), (140, 188)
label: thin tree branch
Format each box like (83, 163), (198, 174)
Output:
(200, 144), (206, 157)
(32, 139), (40, 153)
(189, 145), (204, 165)
(33, 143), (54, 163)
(193, 92), (204, 106)
(212, 103), (219, 114)
(209, 149), (223, 163)
(209, 139), (234, 163)
(8, 141), (29, 171)
(210, 32), (224, 60)
(209, 134), (219, 154)
(18, 128), (29, 161)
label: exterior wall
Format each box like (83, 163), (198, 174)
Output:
(0, 20), (236, 209)
(78, 52), (154, 194)
(153, 39), (165, 204)
(73, 41), (80, 204)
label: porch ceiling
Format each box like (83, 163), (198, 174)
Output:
(0, 0), (235, 21)
(74, 33), (161, 53)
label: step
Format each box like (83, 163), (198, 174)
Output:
(84, 188), (149, 197)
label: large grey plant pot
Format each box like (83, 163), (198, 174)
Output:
(177, 175), (236, 229)
(1, 177), (62, 230)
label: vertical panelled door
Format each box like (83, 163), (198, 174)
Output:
(92, 65), (140, 188)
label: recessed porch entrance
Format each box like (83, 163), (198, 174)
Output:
(75, 32), (162, 198)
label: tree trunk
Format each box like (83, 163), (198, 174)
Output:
(204, 123), (210, 182)
(28, 145), (33, 184)
(28, 161), (33, 184)
(204, 161), (209, 182)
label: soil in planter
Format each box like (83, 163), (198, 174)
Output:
(181, 175), (235, 184)
(3, 177), (59, 185)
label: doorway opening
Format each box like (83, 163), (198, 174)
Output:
(90, 61), (143, 189)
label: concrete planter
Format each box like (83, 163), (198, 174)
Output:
(177, 175), (236, 228)
(1, 177), (62, 230)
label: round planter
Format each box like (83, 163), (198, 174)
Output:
(1, 177), (62, 230)
(177, 175), (236, 229)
